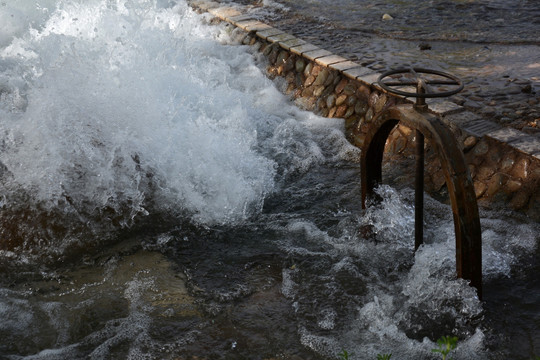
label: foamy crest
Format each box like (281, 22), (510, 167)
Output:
(0, 0), (361, 253)
(278, 187), (492, 359)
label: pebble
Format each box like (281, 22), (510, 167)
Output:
(336, 94), (347, 106)
(463, 136), (477, 150)
(326, 94), (336, 108)
(521, 84), (532, 93)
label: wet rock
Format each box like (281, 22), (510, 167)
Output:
(344, 106), (355, 118)
(269, 46), (279, 64)
(346, 95), (357, 107)
(295, 96), (316, 110)
(313, 85), (325, 97)
(328, 106), (337, 118)
(511, 158), (530, 179)
(336, 94), (347, 106)
(277, 50), (289, 65)
(304, 75), (316, 87)
(286, 82), (296, 95)
(320, 108), (329, 117)
(374, 94), (387, 113)
(335, 78), (348, 94)
(353, 133), (367, 148)
(431, 167), (446, 190)
(474, 181), (487, 198)
(365, 108), (374, 123)
(295, 58), (306, 73)
(368, 92), (379, 108)
(311, 65), (322, 77)
(510, 191), (530, 210)
(463, 136), (477, 151)
(336, 105), (348, 118)
(326, 94), (336, 108)
(500, 155), (515, 171)
(323, 71), (335, 87)
(317, 97), (326, 110)
(355, 102), (368, 116)
(304, 62), (313, 77)
(285, 71), (296, 84)
(313, 68), (329, 86)
(301, 86), (314, 97)
(486, 173), (509, 197)
(251, 40), (263, 52)
(356, 85), (371, 101)
(505, 179), (522, 193)
(283, 56), (295, 72)
(343, 84), (356, 96)
(468, 164), (476, 178)
(477, 166), (495, 181)
(472, 140), (489, 156)
(345, 115), (359, 130)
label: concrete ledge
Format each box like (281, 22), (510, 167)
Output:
(289, 43), (320, 56)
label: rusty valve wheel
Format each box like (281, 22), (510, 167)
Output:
(377, 67), (464, 98)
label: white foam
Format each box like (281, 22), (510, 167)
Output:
(0, 0), (357, 244)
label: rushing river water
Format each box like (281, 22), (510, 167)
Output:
(0, 1), (539, 359)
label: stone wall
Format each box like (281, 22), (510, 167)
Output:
(190, 0), (540, 220)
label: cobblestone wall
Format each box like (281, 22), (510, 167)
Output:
(190, 0), (540, 220)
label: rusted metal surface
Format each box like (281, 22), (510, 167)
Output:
(378, 67), (464, 99)
(361, 105), (482, 299)
(361, 69), (482, 298)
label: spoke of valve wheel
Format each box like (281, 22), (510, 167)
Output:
(415, 129), (424, 251)
(425, 79), (459, 85)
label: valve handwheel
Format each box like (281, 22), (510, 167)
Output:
(377, 67), (464, 98)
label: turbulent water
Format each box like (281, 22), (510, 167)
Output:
(0, 0), (539, 359)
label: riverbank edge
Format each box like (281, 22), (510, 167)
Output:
(187, 0), (539, 220)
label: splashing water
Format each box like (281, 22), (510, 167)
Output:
(0, 1), (538, 359)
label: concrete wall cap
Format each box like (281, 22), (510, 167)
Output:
(315, 54), (348, 67)
(278, 38), (307, 50)
(302, 49), (333, 61)
(256, 28), (285, 40)
(330, 61), (362, 72)
(208, 6), (242, 19)
(289, 43), (320, 56)
(267, 33), (297, 43)
(462, 120), (501, 137)
(343, 66), (371, 80)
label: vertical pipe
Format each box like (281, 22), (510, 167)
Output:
(415, 130), (424, 250)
